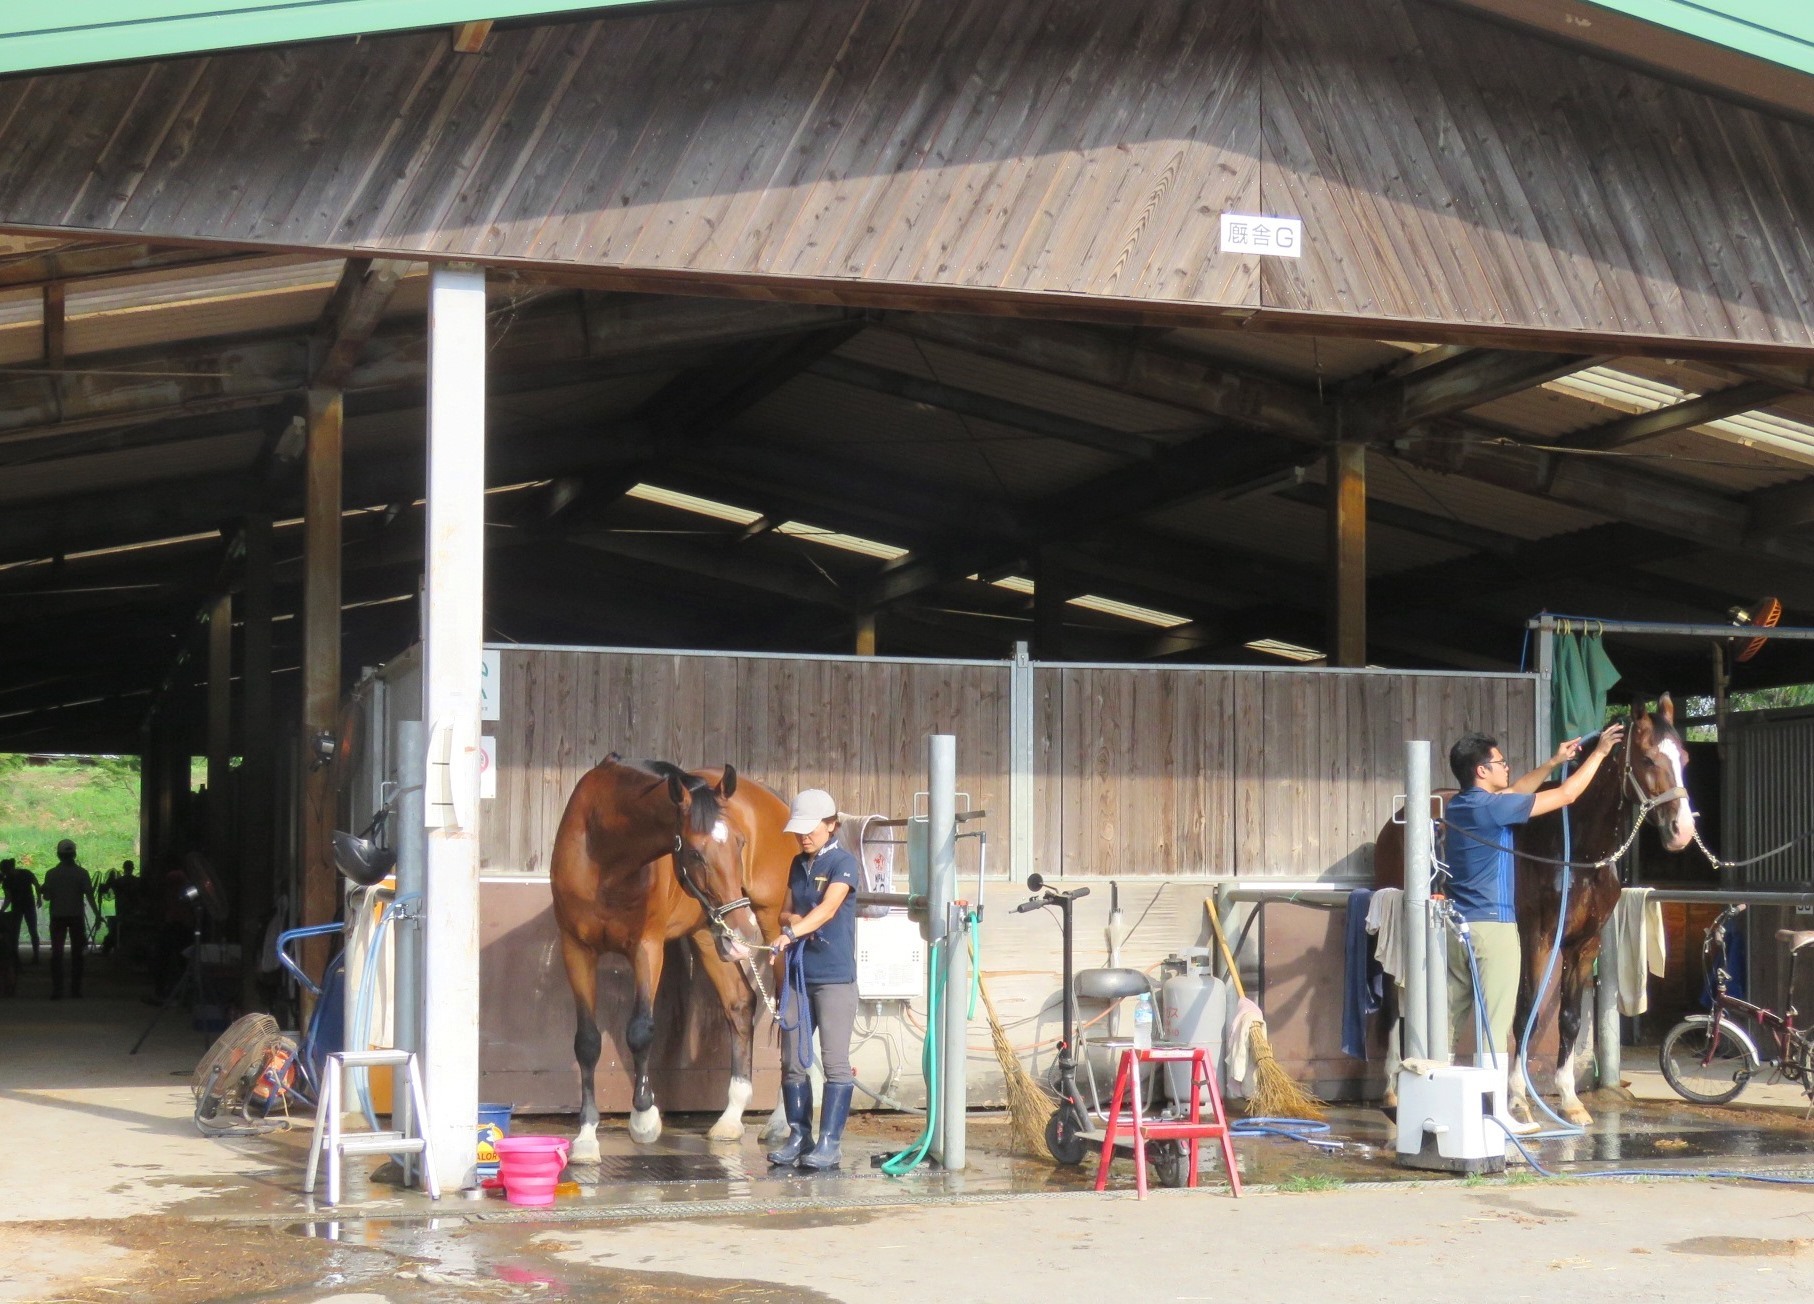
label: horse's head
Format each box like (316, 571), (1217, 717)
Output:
(1625, 693), (1695, 853)
(661, 763), (764, 963)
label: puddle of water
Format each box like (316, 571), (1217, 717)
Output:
(1669, 1236), (1814, 1257)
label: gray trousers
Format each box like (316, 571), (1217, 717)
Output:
(781, 980), (857, 1085)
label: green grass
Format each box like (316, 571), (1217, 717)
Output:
(0, 755), (140, 875)
(1277, 1173), (1346, 1193)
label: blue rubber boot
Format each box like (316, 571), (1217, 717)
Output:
(798, 1081), (854, 1171)
(765, 1080), (815, 1166)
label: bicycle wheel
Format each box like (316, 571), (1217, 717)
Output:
(1659, 1020), (1751, 1105)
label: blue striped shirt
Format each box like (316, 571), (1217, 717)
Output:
(1443, 788), (1535, 924)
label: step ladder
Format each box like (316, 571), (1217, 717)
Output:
(303, 1049), (440, 1206)
(1094, 1045), (1242, 1200)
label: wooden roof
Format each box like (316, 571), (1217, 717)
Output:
(0, 0), (1811, 354)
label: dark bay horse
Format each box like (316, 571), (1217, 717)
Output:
(1374, 695), (1696, 1124)
(550, 755), (793, 1158)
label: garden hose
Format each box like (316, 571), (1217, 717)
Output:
(881, 931), (947, 1176)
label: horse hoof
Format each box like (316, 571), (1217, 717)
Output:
(570, 1135), (601, 1165)
(1564, 1106), (1593, 1127)
(628, 1106), (663, 1145)
(706, 1118), (745, 1142)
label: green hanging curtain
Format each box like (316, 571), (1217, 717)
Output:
(1552, 629), (1621, 749)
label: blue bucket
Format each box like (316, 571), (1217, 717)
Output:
(476, 1102), (515, 1176)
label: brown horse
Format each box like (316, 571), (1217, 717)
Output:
(550, 755), (794, 1159)
(1374, 695), (1696, 1124)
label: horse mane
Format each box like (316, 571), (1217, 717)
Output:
(611, 756), (724, 835)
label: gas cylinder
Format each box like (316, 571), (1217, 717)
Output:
(1160, 948), (1232, 1103)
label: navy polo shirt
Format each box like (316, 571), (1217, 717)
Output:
(788, 844), (861, 986)
(1443, 787), (1535, 924)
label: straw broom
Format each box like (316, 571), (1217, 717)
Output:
(974, 955), (1056, 1158)
(1205, 896), (1325, 1121)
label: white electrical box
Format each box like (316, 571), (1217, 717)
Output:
(856, 913), (926, 1000)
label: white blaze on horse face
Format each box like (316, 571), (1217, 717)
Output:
(711, 819), (729, 843)
(1656, 737), (1696, 852)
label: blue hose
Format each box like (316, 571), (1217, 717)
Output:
(1232, 1117), (1339, 1150)
(776, 944), (817, 1074)
(1456, 913), (1814, 1187)
(1513, 790), (1586, 1138)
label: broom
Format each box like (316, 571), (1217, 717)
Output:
(973, 945), (1056, 1158)
(1205, 896), (1325, 1121)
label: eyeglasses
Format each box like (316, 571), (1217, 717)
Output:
(1482, 759), (1509, 771)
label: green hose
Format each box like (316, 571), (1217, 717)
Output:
(881, 932), (946, 1176)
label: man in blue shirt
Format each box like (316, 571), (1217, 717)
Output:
(1444, 724), (1623, 1070)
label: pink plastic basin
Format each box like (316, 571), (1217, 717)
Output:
(494, 1135), (570, 1206)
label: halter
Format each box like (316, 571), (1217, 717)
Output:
(667, 802), (778, 1018)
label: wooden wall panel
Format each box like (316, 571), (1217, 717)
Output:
(482, 650), (1012, 873)
(1037, 665), (1536, 877)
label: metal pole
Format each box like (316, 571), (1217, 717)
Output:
(300, 387), (343, 989)
(1009, 641), (1033, 889)
(393, 719), (426, 1183)
(239, 513), (274, 1008)
(928, 733), (964, 1170)
(1402, 741), (1432, 1062)
(1595, 914), (1621, 1090)
(421, 266), (487, 1197)
(1534, 614), (1555, 754)
(1523, 614), (1814, 641)
(1326, 440), (1367, 668)
(205, 591), (233, 899)
(1426, 904), (1450, 1064)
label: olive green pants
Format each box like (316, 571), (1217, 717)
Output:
(1448, 921), (1521, 1065)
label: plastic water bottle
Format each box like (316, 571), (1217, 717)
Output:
(1133, 992), (1154, 1050)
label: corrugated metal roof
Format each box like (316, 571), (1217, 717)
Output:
(0, 430), (263, 504)
(1141, 493), (1466, 575)
(843, 330), (1204, 437)
(1364, 453), (1609, 539)
(1160, 329), (1402, 386)
(743, 375), (1127, 502)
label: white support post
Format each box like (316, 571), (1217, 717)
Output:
(1402, 741), (1432, 1062)
(1009, 642), (1033, 888)
(421, 265), (487, 1197)
(928, 733), (965, 1170)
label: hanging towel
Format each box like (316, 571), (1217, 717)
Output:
(1227, 997), (1265, 1095)
(1366, 887), (1406, 986)
(1343, 888), (1381, 1059)
(1611, 886), (1667, 1016)
(1552, 630), (1622, 748)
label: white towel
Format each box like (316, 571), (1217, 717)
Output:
(1366, 886), (1407, 986)
(1226, 996), (1265, 1096)
(1612, 886), (1667, 1016)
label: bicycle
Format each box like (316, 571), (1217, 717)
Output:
(1659, 903), (1814, 1108)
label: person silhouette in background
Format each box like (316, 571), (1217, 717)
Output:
(42, 839), (99, 1000)
(2, 857), (41, 964)
(0, 858), (20, 996)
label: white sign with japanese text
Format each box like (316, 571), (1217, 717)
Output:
(1220, 213), (1303, 258)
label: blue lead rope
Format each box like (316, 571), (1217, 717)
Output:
(777, 943), (817, 1073)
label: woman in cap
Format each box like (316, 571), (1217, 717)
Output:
(765, 788), (862, 1170)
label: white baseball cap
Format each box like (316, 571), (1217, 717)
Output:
(784, 789), (839, 834)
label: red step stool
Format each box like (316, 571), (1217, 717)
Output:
(1094, 1045), (1242, 1199)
